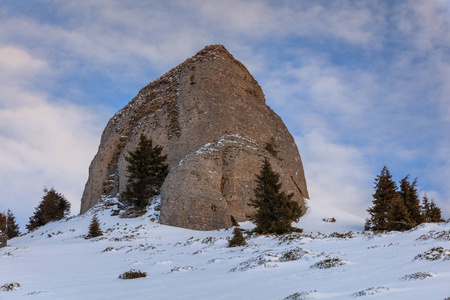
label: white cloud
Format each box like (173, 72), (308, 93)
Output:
(0, 46), (105, 227)
(195, 0), (384, 46)
(0, 46), (47, 73)
(295, 132), (372, 218)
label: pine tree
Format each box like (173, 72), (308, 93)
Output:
(87, 215), (103, 238)
(0, 213), (6, 240)
(26, 188), (71, 231)
(422, 195), (444, 223)
(366, 166), (399, 231)
(399, 176), (422, 227)
(228, 227), (246, 247)
(428, 201), (444, 223)
(120, 134), (169, 209)
(5, 210), (20, 239)
(249, 159), (302, 234)
(421, 194), (431, 221)
(385, 197), (412, 231)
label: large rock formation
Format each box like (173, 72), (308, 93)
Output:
(80, 45), (309, 230)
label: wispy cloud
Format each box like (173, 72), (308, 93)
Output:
(0, 46), (105, 226)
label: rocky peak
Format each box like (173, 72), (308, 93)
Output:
(81, 45), (308, 230)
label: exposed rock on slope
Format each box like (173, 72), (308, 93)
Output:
(81, 45), (309, 230)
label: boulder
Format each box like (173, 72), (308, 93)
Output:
(80, 45), (309, 230)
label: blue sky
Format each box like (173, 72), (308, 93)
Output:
(1, 0), (449, 228)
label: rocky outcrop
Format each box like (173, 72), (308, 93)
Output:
(80, 45), (309, 230)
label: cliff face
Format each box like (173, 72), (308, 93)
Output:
(80, 45), (309, 230)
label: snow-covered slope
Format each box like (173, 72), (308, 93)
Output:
(296, 199), (365, 233)
(1, 198), (450, 299)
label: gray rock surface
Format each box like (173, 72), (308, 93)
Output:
(80, 45), (309, 230)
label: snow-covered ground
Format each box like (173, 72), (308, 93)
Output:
(1, 198), (449, 299)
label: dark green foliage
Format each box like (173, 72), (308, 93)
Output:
(119, 269), (147, 279)
(366, 167), (445, 232)
(366, 166), (399, 231)
(385, 197), (412, 231)
(87, 215), (103, 238)
(250, 159), (302, 234)
(26, 188), (71, 231)
(0, 210), (20, 239)
(230, 215), (239, 227)
(228, 227), (246, 247)
(0, 230), (6, 248)
(0, 213), (5, 237)
(120, 134), (168, 209)
(428, 201), (444, 223)
(422, 195), (444, 223)
(399, 176), (423, 226)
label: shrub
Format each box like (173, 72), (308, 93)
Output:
(414, 247), (450, 261)
(328, 231), (354, 239)
(310, 258), (344, 269)
(0, 282), (21, 292)
(402, 272), (432, 281)
(279, 248), (308, 262)
(353, 287), (389, 297)
(282, 291), (317, 300)
(119, 269), (147, 279)
(322, 217), (336, 223)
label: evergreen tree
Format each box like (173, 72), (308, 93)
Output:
(249, 159), (302, 234)
(120, 134), (169, 209)
(0, 213), (5, 238)
(366, 166), (399, 231)
(422, 195), (445, 223)
(385, 197), (412, 231)
(87, 215), (103, 238)
(428, 201), (444, 223)
(26, 188), (71, 231)
(421, 194), (430, 220)
(399, 176), (423, 227)
(228, 227), (246, 247)
(5, 210), (20, 239)
(422, 195), (444, 223)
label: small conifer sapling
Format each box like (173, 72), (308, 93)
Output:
(228, 227), (246, 247)
(87, 215), (103, 238)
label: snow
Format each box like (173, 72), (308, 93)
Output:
(1, 197), (450, 299)
(297, 199), (365, 233)
(178, 134), (259, 166)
